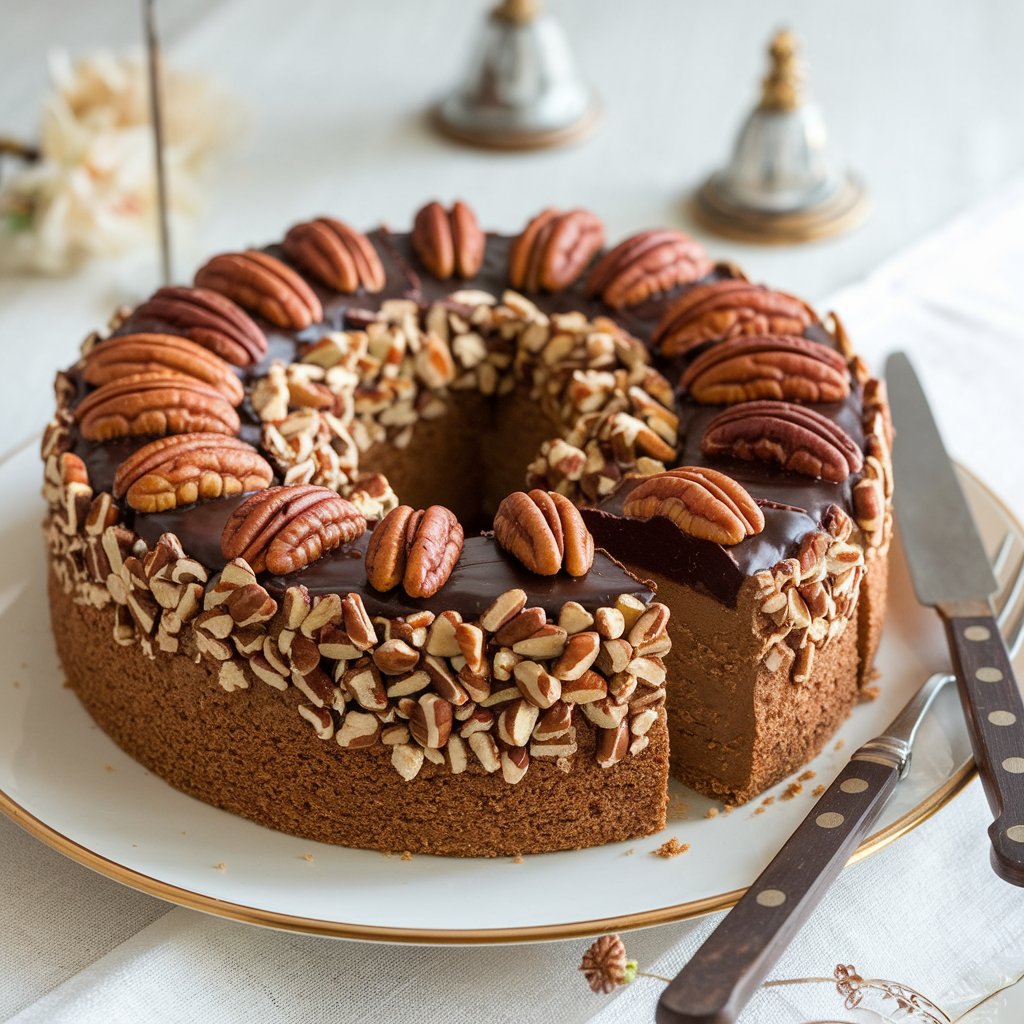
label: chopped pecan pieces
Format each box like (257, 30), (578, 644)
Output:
(365, 504), (464, 597)
(125, 286), (268, 367)
(680, 334), (850, 405)
(221, 484), (367, 574)
(113, 433), (273, 512)
(585, 229), (712, 308)
(194, 250), (322, 330)
(623, 467), (765, 545)
(508, 208), (604, 292)
(493, 489), (595, 577)
(411, 200), (485, 279)
(75, 371), (241, 441)
(654, 279), (817, 358)
(83, 333), (244, 405)
(282, 217), (385, 293)
(701, 400), (864, 483)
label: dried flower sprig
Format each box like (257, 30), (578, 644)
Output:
(765, 964), (950, 1023)
(579, 941), (952, 1023)
(579, 934), (670, 995)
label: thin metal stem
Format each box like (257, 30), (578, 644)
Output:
(143, 0), (172, 285)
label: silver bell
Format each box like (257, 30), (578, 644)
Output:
(433, 0), (600, 150)
(695, 30), (868, 243)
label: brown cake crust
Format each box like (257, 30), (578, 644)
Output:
(50, 568), (668, 857)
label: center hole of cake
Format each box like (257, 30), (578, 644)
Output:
(368, 386), (559, 532)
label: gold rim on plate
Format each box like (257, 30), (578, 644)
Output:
(0, 462), (1007, 944)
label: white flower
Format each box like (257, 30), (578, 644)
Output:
(0, 49), (239, 273)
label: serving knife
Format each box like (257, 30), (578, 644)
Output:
(886, 351), (1024, 886)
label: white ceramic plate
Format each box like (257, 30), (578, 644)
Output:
(1, 439), (1019, 944)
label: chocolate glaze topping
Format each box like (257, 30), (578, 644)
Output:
(133, 499), (652, 619)
(70, 226), (868, 613)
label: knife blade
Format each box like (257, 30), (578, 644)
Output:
(886, 351), (1024, 885)
(657, 672), (952, 1024)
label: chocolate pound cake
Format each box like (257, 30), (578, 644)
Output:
(41, 201), (892, 856)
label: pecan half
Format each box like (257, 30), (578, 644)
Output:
(194, 250), (323, 330)
(623, 467), (764, 545)
(507, 208), (604, 293)
(404, 506), (464, 598)
(83, 333), (244, 405)
(585, 229), (712, 308)
(411, 200), (485, 280)
(75, 371), (241, 441)
(282, 217), (385, 294)
(124, 286), (268, 367)
(654, 279), (817, 359)
(701, 400), (864, 483)
(493, 489), (595, 576)
(680, 334), (850, 405)
(221, 484), (367, 574)
(113, 433), (273, 512)
(364, 504), (464, 598)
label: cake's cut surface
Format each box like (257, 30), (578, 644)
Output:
(42, 202), (893, 856)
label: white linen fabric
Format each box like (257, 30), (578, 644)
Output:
(4, 1), (1024, 1019)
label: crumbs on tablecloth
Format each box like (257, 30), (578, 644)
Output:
(652, 838), (690, 859)
(302, 852), (314, 863)
(214, 862), (226, 871)
(812, 784), (826, 797)
(704, 807), (719, 819)
(781, 782), (803, 801)
(834, 739), (845, 751)
(400, 851), (413, 862)
(859, 685), (881, 703)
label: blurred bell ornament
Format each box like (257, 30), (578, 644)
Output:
(433, 0), (600, 150)
(695, 29), (868, 243)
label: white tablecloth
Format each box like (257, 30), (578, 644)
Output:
(4, 2), (1024, 1021)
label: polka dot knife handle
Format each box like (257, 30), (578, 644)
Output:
(945, 612), (1024, 887)
(656, 755), (902, 1024)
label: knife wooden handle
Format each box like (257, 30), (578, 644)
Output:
(944, 612), (1024, 886)
(655, 755), (900, 1024)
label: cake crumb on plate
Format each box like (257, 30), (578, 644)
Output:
(860, 685), (881, 703)
(797, 769), (816, 782)
(780, 782), (803, 800)
(812, 784), (826, 797)
(302, 852), (314, 862)
(704, 807), (719, 819)
(400, 851), (412, 862)
(214, 862), (226, 871)
(652, 837), (690, 859)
